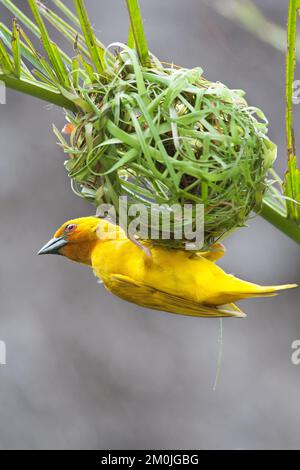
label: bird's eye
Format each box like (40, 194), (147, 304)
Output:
(64, 223), (77, 234)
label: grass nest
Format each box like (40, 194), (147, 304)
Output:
(56, 45), (276, 248)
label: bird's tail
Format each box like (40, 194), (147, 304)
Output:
(236, 283), (297, 299)
(207, 281), (297, 305)
(212, 284), (297, 317)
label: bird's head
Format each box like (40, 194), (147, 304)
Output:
(38, 216), (126, 265)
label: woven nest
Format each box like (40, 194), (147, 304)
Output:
(57, 45), (276, 248)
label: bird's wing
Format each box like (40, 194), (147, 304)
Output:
(105, 274), (246, 318)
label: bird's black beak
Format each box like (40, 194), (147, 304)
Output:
(37, 237), (68, 255)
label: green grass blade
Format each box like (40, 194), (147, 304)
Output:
(36, 0), (91, 60)
(58, 86), (93, 112)
(0, 23), (41, 75)
(134, 93), (178, 182)
(260, 200), (300, 245)
(77, 53), (96, 81)
(74, 0), (105, 75)
(72, 56), (79, 88)
(11, 19), (21, 77)
(127, 25), (135, 48)
(0, 73), (76, 110)
(51, 0), (112, 57)
(0, 0), (39, 35)
(284, 156), (300, 220)
(284, 0), (300, 222)
(32, 68), (58, 86)
(50, 40), (71, 85)
(0, 38), (13, 73)
(286, 0), (298, 156)
(18, 25), (59, 82)
(125, 0), (150, 66)
(52, 0), (80, 25)
(28, 0), (69, 86)
(0, 1), (73, 69)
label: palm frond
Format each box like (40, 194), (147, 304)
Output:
(126, 0), (150, 66)
(283, 0), (300, 223)
(0, 0), (300, 245)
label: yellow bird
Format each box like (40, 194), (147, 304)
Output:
(38, 217), (297, 318)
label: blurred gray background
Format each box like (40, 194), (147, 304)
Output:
(0, 0), (300, 450)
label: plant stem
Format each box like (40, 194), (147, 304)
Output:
(286, 0), (298, 156)
(0, 74), (76, 111)
(125, 0), (150, 66)
(284, 0), (300, 223)
(259, 201), (300, 244)
(74, 0), (105, 74)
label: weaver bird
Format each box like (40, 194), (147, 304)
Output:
(38, 217), (297, 318)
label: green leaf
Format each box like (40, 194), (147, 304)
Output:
(0, 73), (77, 110)
(284, 156), (300, 220)
(284, 0), (300, 222)
(36, 0), (91, 60)
(1, 0), (39, 35)
(286, 0), (298, 155)
(51, 0), (79, 25)
(58, 86), (93, 112)
(28, 0), (69, 86)
(77, 53), (95, 81)
(0, 38), (13, 73)
(74, 0), (105, 75)
(0, 23), (38, 75)
(260, 200), (300, 245)
(51, 0), (113, 61)
(72, 56), (80, 88)
(125, 0), (150, 66)
(11, 19), (21, 77)
(1, 0), (74, 68)
(17, 25), (57, 80)
(127, 25), (135, 48)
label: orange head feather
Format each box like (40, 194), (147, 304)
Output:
(38, 217), (127, 265)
